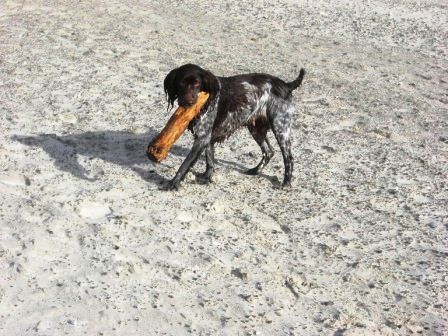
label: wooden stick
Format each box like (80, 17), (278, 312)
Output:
(147, 92), (210, 162)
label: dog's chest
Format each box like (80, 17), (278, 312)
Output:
(188, 100), (218, 138)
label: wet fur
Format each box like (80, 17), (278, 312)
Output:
(151, 63), (305, 190)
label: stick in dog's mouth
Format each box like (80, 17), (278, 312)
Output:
(147, 92), (210, 162)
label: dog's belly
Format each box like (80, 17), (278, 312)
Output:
(211, 105), (267, 143)
(211, 79), (272, 143)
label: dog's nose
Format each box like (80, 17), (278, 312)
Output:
(181, 99), (195, 106)
(179, 97), (194, 107)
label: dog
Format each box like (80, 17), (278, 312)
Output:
(150, 63), (305, 190)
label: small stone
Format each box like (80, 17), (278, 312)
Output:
(130, 127), (147, 134)
(321, 145), (336, 153)
(280, 225), (292, 234)
(230, 268), (247, 280)
(184, 172), (195, 183)
(407, 323), (423, 333)
(206, 198), (227, 213)
(79, 202), (111, 219)
(412, 194), (430, 204)
(176, 211), (194, 222)
(284, 274), (314, 295)
(0, 172), (30, 186)
(59, 112), (78, 124)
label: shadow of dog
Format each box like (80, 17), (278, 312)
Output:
(12, 130), (191, 184)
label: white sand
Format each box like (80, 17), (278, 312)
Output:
(0, 0), (447, 335)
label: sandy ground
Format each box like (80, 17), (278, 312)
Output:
(1, 0), (447, 335)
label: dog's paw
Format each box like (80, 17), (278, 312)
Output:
(159, 180), (180, 191)
(194, 171), (214, 185)
(245, 167), (260, 175)
(272, 180), (292, 190)
(280, 181), (292, 190)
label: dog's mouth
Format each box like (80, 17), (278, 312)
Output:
(178, 101), (195, 107)
(178, 97), (197, 107)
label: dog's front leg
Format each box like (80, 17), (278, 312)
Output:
(195, 143), (215, 184)
(161, 135), (210, 190)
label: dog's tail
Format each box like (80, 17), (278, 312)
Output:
(287, 68), (305, 92)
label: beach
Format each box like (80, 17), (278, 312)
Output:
(0, 0), (447, 334)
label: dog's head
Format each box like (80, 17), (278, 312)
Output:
(164, 64), (219, 109)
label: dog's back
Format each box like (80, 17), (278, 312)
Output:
(211, 70), (305, 142)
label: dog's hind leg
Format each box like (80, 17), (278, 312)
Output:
(246, 120), (274, 175)
(269, 100), (294, 187)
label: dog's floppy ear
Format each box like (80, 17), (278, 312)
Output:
(164, 68), (178, 109)
(201, 70), (219, 102)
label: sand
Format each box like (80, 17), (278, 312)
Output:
(0, 0), (447, 335)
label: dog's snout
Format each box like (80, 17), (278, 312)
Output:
(179, 95), (197, 107)
(178, 99), (189, 107)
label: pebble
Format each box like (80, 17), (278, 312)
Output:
(59, 112), (78, 124)
(105, 187), (127, 200)
(206, 198), (227, 213)
(407, 321), (424, 334)
(130, 126), (147, 134)
(0, 172), (30, 186)
(412, 194), (430, 204)
(284, 274), (314, 295)
(79, 202), (111, 219)
(176, 211), (194, 222)
(231, 268), (248, 280)
(257, 216), (281, 231)
(344, 324), (398, 336)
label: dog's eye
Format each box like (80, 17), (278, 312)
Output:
(193, 82), (200, 88)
